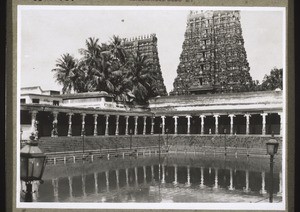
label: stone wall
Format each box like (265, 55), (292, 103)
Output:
(36, 134), (282, 157)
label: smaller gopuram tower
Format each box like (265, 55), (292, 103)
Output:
(122, 34), (168, 96)
(170, 10), (252, 95)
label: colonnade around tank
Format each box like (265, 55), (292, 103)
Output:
(21, 109), (282, 139)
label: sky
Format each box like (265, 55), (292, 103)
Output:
(19, 6), (285, 93)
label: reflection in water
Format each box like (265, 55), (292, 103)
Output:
(30, 154), (282, 203)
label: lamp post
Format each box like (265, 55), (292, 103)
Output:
(266, 134), (279, 203)
(20, 133), (47, 202)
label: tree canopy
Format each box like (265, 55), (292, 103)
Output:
(260, 68), (283, 91)
(52, 36), (162, 104)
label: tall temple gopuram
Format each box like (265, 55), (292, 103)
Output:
(170, 10), (253, 95)
(122, 34), (168, 97)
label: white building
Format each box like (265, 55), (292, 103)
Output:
(20, 86), (62, 106)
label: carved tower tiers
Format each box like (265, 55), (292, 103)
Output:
(170, 10), (252, 95)
(122, 34), (168, 96)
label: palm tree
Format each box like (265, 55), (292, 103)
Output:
(127, 51), (155, 104)
(87, 53), (118, 93)
(109, 35), (127, 65)
(79, 37), (102, 67)
(78, 37), (114, 93)
(52, 53), (85, 94)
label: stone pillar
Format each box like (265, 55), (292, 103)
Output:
(161, 116), (166, 135)
(51, 111), (59, 137)
(228, 114), (235, 135)
(173, 165), (178, 185)
(200, 115), (206, 135)
(115, 115), (119, 136)
(105, 115), (109, 136)
(94, 172), (98, 194)
(186, 115), (191, 134)
(68, 176), (73, 199)
(93, 114), (98, 136)
(260, 171), (267, 194)
(162, 164), (166, 184)
(186, 165), (191, 187)
(67, 113), (73, 137)
(214, 114), (220, 134)
(173, 116), (178, 135)
(143, 116), (147, 135)
(81, 113), (86, 136)
(213, 168), (219, 189)
(125, 116), (129, 135)
(229, 168), (234, 190)
(105, 171), (109, 192)
(134, 116), (138, 135)
(30, 110), (38, 135)
(244, 114), (251, 135)
(261, 113), (268, 135)
(151, 116), (155, 135)
(243, 170), (250, 192)
(200, 167), (204, 188)
(278, 112), (283, 135)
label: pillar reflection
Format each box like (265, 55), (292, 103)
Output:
(143, 166), (147, 184)
(243, 170), (250, 193)
(213, 168), (219, 189)
(32, 181), (40, 202)
(200, 167), (205, 188)
(161, 164), (166, 184)
(173, 165), (178, 185)
(125, 168), (129, 188)
(135, 167), (138, 187)
(260, 171), (267, 195)
(116, 169), (120, 190)
(151, 165), (155, 182)
(228, 168), (235, 190)
(186, 165), (191, 187)
(52, 178), (59, 202)
(94, 172), (98, 195)
(277, 171), (282, 196)
(105, 171), (110, 192)
(81, 174), (86, 197)
(68, 176), (73, 199)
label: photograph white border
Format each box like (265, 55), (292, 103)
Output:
(16, 5), (287, 210)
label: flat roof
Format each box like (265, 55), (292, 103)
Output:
(60, 91), (113, 100)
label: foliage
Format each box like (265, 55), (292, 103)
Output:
(260, 68), (283, 91)
(52, 36), (163, 104)
(246, 68), (283, 92)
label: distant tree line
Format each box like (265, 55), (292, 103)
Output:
(248, 68), (283, 92)
(52, 36), (162, 105)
